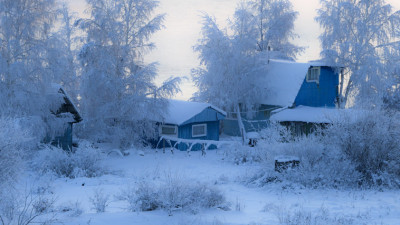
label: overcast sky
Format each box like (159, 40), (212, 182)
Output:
(69, 0), (400, 100)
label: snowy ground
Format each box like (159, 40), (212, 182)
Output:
(37, 147), (400, 225)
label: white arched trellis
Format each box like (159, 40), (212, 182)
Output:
(156, 136), (237, 155)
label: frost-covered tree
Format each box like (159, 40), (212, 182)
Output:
(0, 0), (59, 116)
(248, 0), (302, 58)
(193, 1), (300, 140)
(193, 15), (265, 140)
(78, 0), (180, 146)
(316, 0), (400, 108)
(48, 3), (81, 101)
(383, 43), (400, 111)
(0, 118), (27, 190)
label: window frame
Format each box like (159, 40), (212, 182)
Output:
(306, 66), (321, 83)
(160, 124), (178, 137)
(192, 124), (207, 137)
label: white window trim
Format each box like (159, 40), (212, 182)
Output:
(160, 124), (178, 137)
(192, 124), (207, 137)
(306, 67), (320, 84)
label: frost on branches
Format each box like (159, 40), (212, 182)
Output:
(316, 0), (400, 108)
(0, 0), (58, 116)
(78, 0), (181, 147)
(192, 0), (302, 140)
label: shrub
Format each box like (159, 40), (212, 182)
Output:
(246, 134), (360, 189)
(0, 118), (32, 189)
(0, 189), (56, 225)
(121, 176), (228, 215)
(247, 109), (400, 189)
(32, 144), (106, 179)
(225, 143), (266, 165)
(89, 189), (110, 213)
(279, 135), (360, 188)
(276, 206), (356, 225)
(58, 201), (84, 217)
(323, 109), (400, 187)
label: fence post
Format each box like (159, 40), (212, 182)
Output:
(202, 143), (206, 156)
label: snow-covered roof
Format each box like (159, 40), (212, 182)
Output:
(163, 100), (226, 125)
(257, 59), (334, 107)
(48, 83), (82, 123)
(270, 105), (343, 123)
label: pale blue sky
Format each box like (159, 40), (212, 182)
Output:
(68, 0), (400, 100)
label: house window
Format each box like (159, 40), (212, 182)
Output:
(160, 125), (177, 136)
(307, 67), (320, 83)
(192, 124), (207, 137)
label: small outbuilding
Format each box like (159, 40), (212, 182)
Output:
(45, 84), (82, 151)
(270, 105), (345, 136)
(158, 100), (226, 151)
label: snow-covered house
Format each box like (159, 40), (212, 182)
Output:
(223, 59), (342, 136)
(44, 85), (82, 151)
(157, 100), (226, 150)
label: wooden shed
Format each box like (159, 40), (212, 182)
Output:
(270, 106), (344, 136)
(45, 84), (82, 151)
(158, 100), (226, 151)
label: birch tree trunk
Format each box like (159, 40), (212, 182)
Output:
(236, 104), (247, 145)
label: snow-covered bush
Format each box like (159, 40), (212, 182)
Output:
(280, 135), (360, 188)
(123, 182), (160, 212)
(225, 143), (267, 165)
(276, 206), (356, 225)
(224, 123), (293, 165)
(0, 189), (56, 225)
(32, 145), (105, 179)
(247, 134), (360, 189)
(57, 201), (83, 217)
(121, 177), (228, 215)
(259, 121), (294, 143)
(89, 189), (110, 213)
(0, 117), (34, 190)
(323, 110), (400, 187)
(247, 109), (400, 189)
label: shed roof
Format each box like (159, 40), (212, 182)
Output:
(257, 59), (334, 107)
(270, 105), (343, 123)
(163, 100), (226, 126)
(49, 84), (82, 123)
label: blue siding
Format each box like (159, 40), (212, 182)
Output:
(176, 121), (220, 151)
(178, 121), (220, 140)
(294, 66), (339, 107)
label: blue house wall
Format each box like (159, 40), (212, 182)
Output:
(161, 107), (225, 151)
(178, 121), (220, 140)
(294, 66), (339, 108)
(176, 121), (220, 151)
